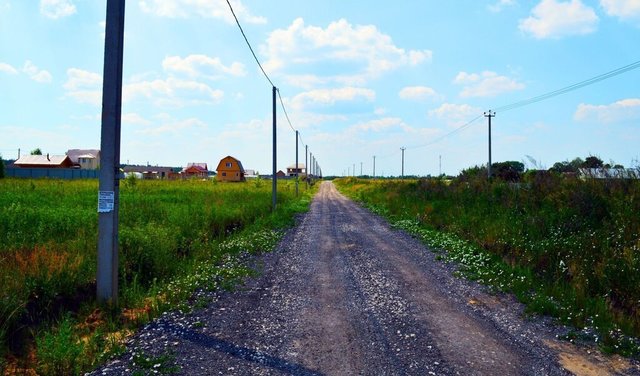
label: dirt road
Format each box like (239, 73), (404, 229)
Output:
(94, 181), (638, 375)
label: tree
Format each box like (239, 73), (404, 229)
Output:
(491, 161), (525, 182)
(30, 148), (42, 155)
(582, 156), (604, 169)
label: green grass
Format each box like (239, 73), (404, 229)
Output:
(0, 177), (318, 374)
(335, 176), (640, 358)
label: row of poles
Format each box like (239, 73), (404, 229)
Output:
(343, 113), (496, 179)
(97, 0), (322, 305)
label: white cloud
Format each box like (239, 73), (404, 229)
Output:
(0, 62), (18, 75)
(64, 68), (102, 90)
(488, 0), (516, 13)
(122, 113), (152, 126)
(453, 71), (524, 98)
(138, 0), (266, 24)
(574, 98), (640, 123)
(519, 0), (598, 39)
(22, 61), (52, 83)
(262, 18), (432, 86)
(351, 117), (410, 133)
(162, 54), (246, 79)
(600, 0), (640, 22)
(290, 87), (375, 110)
(429, 103), (483, 126)
(124, 77), (224, 107)
(398, 86), (441, 101)
(136, 116), (207, 136)
(40, 0), (76, 19)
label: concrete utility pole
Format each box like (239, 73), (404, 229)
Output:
(439, 155), (442, 177)
(295, 130), (299, 197)
(373, 155), (376, 178)
(309, 152), (313, 178)
(400, 147), (406, 179)
(353, 163), (355, 177)
(272, 86), (277, 210)
(97, 0), (125, 305)
(360, 162), (362, 176)
(305, 145), (308, 187)
(484, 110), (495, 179)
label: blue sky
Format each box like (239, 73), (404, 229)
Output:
(1, 0), (639, 176)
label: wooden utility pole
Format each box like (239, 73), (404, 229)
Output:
(97, 0), (125, 305)
(484, 110), (495, 179)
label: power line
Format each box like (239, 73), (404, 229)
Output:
(406, 114), (483, 150)
(277, 89), (297, 133)
(225, 0), (274, 88)
(495, 59), (640, 113)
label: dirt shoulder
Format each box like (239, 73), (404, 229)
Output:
(92, 181), (639, 375)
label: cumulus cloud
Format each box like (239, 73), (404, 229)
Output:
(290, 87), (375, 110)
(122, 113), (152, 126)
(0, 62), (18, 75)
(429, 103), (483, 126)
(600, 0), (640, 22)
(124, 77), (224, 107)
(262, 18), (432, 86)
(453, 71), (524, 98)
(40, 0), (76, 19)
(574, 98), (640, 123)
(63, 65), (225, 107)
(136, 117), (207, 135)
(398, 86), (441, 101)
(22, 61), (52, 83)
(519, 0), (598, 39)
(162, 54), (246, 79)
(139, 0), (266, 24)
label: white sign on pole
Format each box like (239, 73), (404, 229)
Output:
(98, 191), (115, 213)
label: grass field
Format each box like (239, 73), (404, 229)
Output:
(335, 176), (640, 358)
(0, 177), (316, 374)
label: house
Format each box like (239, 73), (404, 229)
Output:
(66, 149), (100, 169)
(286, 163), (305, 177)
(13, 154), (74, 168)
(244, 169), (259, 179)
(122, 165), (177, 180)
(182, 163), (208, 179)
(216, 156), (245, 182)
(276, 170), (286, 178)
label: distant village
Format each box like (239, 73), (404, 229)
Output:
(3, 148), (309, 181)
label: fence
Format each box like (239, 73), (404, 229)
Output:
(6, 168), (99, 179)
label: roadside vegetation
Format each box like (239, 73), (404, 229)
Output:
(335, 158), (640, 358)
(0, 177), (317, 375)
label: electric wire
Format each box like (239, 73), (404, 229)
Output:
(277, 89), (297, 133)
(494, 59), (640, 113)
(225, 0), (274, 88)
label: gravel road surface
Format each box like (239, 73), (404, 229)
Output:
(92, 181), (640, 375)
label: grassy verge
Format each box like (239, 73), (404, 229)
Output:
(0, 177), (318, 375)
(335, 177), (640, 358)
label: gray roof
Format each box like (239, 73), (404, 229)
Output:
(66, 149), (100, 163)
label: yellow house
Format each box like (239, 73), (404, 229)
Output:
(216, 156), (245, 182)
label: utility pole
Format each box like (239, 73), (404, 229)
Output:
(295, 130), (299, 197)
(439, 155), (442, 177)
(97, 0), (125, 305)
(309, 152), (313, 178)
(360, 162), (362, 176)
(305, 145), (308, 188)
(353, 163), (355, 177)
(400, 147), (406, 179)
(484, 110), (495, 179)
(373, 155), (376, 178)
(272, 86), (277, 210)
